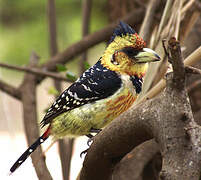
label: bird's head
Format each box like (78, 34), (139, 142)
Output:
(101, 21), (160, 78)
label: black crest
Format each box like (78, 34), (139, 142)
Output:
(109, 21), (136, 43)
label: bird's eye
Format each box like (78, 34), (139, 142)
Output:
(111, 53), (119, 65)
(121, 47), (139, 58)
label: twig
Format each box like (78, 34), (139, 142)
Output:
(185, 66), (201, 75)
(162, 39), (171, 62)
(0, 62), (71, 82)
(168, 37), (185, 84)
(0, 79), (21, 100)
(155, 0), (173, 45)
(181, 0), (195, 15)
(80, 0), (92, 74)
(139, 0), (160, 41)
(47, 0), (58, 57)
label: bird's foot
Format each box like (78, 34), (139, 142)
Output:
(80, 148), (89, 158)
(86, 128), (102, 146)
(90, 128), (102, 134)
(86, 134), (94, 146)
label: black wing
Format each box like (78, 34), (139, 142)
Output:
(40, 60), (122, 127)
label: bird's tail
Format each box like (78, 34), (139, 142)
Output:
(10, 126), (51, 174)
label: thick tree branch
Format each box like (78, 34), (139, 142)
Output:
(112, 139), (159, 180)
(80, 38), (201, 180)
(0, 62), (71, 82)
(0, 79), (21, 100)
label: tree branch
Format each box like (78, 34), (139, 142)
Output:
(80, 0), (92, 74)
(185, 65), (201, 75)
(0, 79), (21, 100)
(139, 0), (160, 41)
(0, 62), (72, 82)
(112, 139), (159, 180)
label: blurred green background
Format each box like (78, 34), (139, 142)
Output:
(0, 0), (107, 78)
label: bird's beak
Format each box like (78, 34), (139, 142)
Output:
(134, 48), (161, 63)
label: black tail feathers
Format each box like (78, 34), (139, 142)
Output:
(10, 127), (50, 174)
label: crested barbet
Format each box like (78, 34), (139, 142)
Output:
(10, 21), (160, 173)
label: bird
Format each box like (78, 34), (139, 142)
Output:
(10, 21), (160, 174)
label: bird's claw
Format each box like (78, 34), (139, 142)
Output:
(87, 137), (93, 146)
(80, 148), (88, 158)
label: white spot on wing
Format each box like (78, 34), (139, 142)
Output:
(81, 84), (92, 92)
(68, 90), (73, 97)
(29, 149), (33, 153)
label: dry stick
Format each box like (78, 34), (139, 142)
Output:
(0, 62), (71, 82)
(185, 66), (201, 75)
(140, 0), (174, 98)
(155, 0), (173, 46)
(145, 8), (200, 98)
(181, 0), (196, 15)
(139, 0), (160, 41)
(20, 52), (53, 180)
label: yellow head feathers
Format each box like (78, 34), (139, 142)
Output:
(101, 22), (160, 77)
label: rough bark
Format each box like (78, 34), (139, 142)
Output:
(112, 139), (160, 180)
